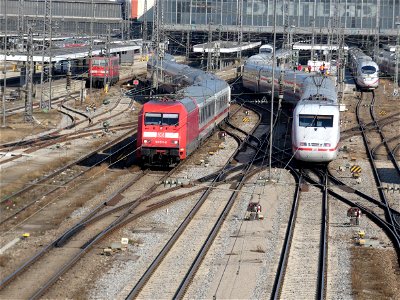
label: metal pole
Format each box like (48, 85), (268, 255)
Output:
(311, 18), (315, 60)
(2, 0), (8, 127)
(394, 21), (400, 91)
(207, 22), (212, 72)
(48, 0), (53, 109)
(25, 27), (34, 122)
(269, 0), (277, 178)
(89, 0), (94, 100)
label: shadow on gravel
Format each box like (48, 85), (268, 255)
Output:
(78, 136), (137, 169)
(377, 168), (400, 184)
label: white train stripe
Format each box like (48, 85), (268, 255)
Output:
(165, 132), (179, 138)
(143, 132), (157, 137)
(143, 132), (179, 138)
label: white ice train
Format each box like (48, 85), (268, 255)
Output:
(291, 77), (340, 162)
(243, 51), (340, 162)
(348, 48), (379, 90)
(375, 49), (400, 84)
(259, 44), (274, 54)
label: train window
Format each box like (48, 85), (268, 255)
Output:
(299, 114), (333, 128)
(162, 113), (179, 126)
(145, 113), (162, 125)
(361, 66), (376, 74)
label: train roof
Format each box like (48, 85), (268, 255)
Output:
(300, 76), (338, 104)
(181, 79), (229, 104)
(294, 101), (339, 115)
(245, 49), (292, 66)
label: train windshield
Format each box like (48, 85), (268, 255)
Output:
(361, 66), (376, 74)
(259, 45), (273, 54)
(299, 114), (333, 128)
(92, 59), (107, 66)
(162, 113), (179, 126)
(145, 113), (179, 126)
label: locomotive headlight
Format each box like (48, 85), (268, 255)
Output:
(324, 143), (331, 147)
(300, 142), (307, 146)
(143, 139), (151, 144)
(171, 140), (179, 144)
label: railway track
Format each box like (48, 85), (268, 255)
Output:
(124, 115), (265, 299)
(272, 168), (328, 299)
(356, 91), (400, 236)
(0, 129), (136, 226)
(0, 101), (253, 298)
(303, 168), (400, 263)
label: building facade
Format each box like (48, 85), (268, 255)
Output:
(161, 0), (399, 36)
(0, 0), (126, 35)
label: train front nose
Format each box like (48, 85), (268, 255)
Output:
(294, 148), (338, 162)
(293, 139), (339, 162)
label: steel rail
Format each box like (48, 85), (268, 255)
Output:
(356, 93), (400, 239)
(371, 134), (400, 159)
(23, 164), (179, 299)
(370, 92), (400, 175)
(0, 170), (147, 290)
(173, 105), (272, 299)
(0, 132), (136, 204)
(317, 169), (328, 300)
(125, 107), (263, 299)
(271, 171), (301, 299)
(303, 169), (400, 264)
(26, 103), (251, 298)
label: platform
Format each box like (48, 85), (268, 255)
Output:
(0, 40), (142, 63)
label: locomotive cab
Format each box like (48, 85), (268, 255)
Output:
(137, 101), (192, 167)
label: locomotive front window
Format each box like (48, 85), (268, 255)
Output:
(145, 113), (162, 125)
(92, 60), (107, 66)
(162, 113), (179, 126)
(299, 114), (333, 128)
(361, 66), (376, 74)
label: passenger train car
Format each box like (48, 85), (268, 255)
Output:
(243, 51), (340, 162)
(348, 48), (379, 90)
(375, 49), (400, 84)
(137, 54), (231, 166)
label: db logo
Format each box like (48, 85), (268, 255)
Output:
(157, 132), (165, 138)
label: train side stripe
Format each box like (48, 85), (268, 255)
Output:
(293, 144), (339, 152)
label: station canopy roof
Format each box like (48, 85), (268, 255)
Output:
(0, 40), (142, 63)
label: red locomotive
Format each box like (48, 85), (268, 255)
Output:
(87, 56), (120, 88)
(137, 54), (231, 166)
(137, 92), (230, 166)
